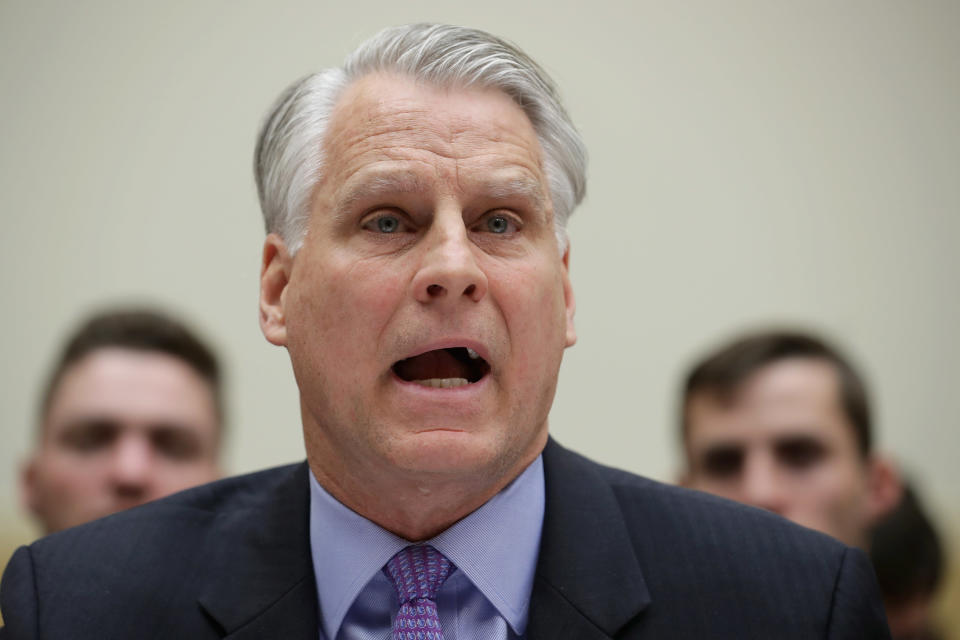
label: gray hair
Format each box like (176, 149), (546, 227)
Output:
(254, 23), (587, 254)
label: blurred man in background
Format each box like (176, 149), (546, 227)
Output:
(870, 482), (946, 640)
(678, 330), (900, 550)
(21, 308), (223, 534)
(679, 329), (960, 639)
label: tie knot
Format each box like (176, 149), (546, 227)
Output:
(383, 545), (455, 604)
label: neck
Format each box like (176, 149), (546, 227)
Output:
(305, 434), (546, 541)
(312, 470), (505, 540)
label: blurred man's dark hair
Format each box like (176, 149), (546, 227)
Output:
(38, 308), (224, 430)
(681, 330), (872, 455)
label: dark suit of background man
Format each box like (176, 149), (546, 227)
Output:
(0, 24), (891, 639)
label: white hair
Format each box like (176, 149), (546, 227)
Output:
(254, 24), (587, 254)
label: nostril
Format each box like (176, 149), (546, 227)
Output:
(427, 284), (445, 297)
(463, 284), (475, 297)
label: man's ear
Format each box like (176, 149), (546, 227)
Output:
(260, 233), (294, 347)
(561, 243), (576, 348)
(865, 453), (902, 524)
(20, 457), (41, 519)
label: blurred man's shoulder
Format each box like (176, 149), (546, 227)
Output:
(1, 462), (311, 638)
(23, 463), (308, 571)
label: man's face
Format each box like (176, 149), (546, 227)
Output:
(23, 348), (220, 533)
(683, 358), (878, 547)
(262, 73), (575, 494)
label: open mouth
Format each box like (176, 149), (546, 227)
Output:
(392, 347), (491, 388)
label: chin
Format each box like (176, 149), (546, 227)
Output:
(386, 429), (512, 476)
(399, 426), (545, 480)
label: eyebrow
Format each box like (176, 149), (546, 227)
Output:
(699, 441), (744, 459)
(334, 171), (432, 221)
(474, 176), (548, 211)
(332, 170), (549, 221)
(697, 433), (827, 458)
(773, 434), (827, 450)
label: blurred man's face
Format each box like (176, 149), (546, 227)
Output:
(261, 73), (576, 496)
(683, 358), (880, 547)
(23, 347), (220, 533)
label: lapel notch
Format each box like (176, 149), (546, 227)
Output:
(196, 463), (318, 639)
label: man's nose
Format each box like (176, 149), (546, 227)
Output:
(109, 435), (154, 499)
(412, 214), (488, 305)
(740, 454), (787, 516)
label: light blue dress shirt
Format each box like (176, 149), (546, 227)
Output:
(308, 455), (545, 640)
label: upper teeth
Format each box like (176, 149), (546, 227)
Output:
(466, 348), (480, 359)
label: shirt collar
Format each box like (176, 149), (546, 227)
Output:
(309, 455), (545, 639)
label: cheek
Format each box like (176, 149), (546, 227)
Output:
(36, 456), (103, 496)
(501, 263), (567, 334)
(824, 469), (869, 510)
(287, 258), (407, 381)
(294, 254), (406, 321)
(791, 463), (866, 516)
(493, 267), (569, 409)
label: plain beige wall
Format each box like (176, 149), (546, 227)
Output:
(1, 0), (957, 573)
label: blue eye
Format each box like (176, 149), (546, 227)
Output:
(486, 215), (510, 234)
(376, 215), (399, 233)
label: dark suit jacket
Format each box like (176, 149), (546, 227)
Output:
(0, 439), (890, 639)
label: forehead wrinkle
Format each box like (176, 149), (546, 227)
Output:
(322, 84), (550, 224)
(331, 103), (461, 161)
(341, 97), (541, 163)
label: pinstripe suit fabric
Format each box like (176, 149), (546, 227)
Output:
(0, 439), (890, 639)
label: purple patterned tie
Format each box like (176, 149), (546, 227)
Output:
(383, 545), (455, 640)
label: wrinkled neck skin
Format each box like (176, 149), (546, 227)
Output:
(303, 417), (548, 541)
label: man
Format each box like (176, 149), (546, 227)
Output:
(21, 308), (223, 534)
(0, 25), (890, 639)
(870, 483), (946, 640)
(679, 330), (900, 549)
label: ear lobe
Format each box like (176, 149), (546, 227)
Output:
(260, 233), (293, 347)
(561, 245), (576, 348)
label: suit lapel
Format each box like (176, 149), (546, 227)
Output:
(197, 462), (318, 639)
(192, 444), (650, 639)
(527, 440), (651, 640)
